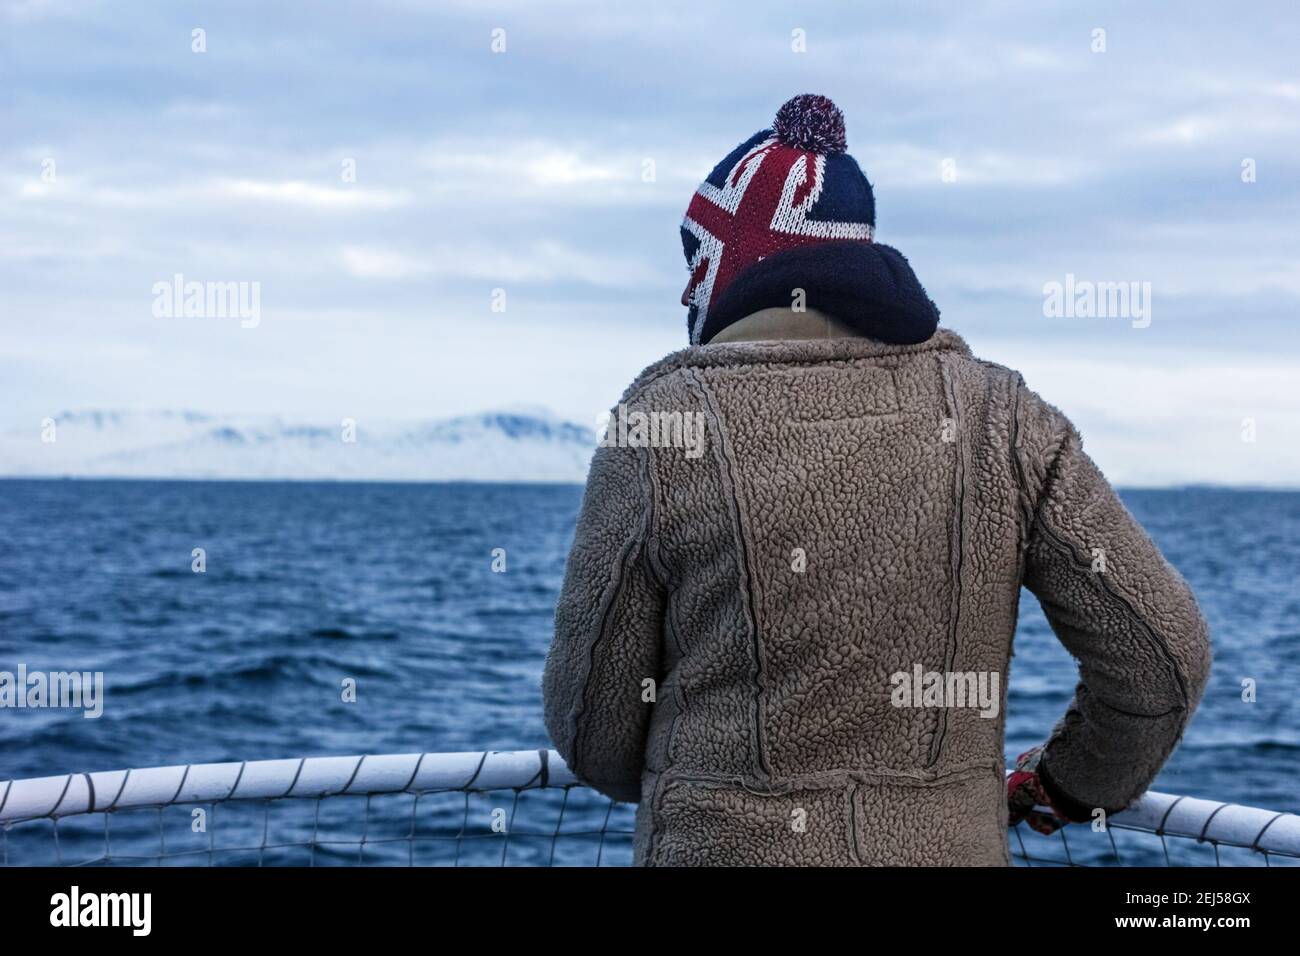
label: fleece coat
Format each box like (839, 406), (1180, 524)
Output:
(541, 327), (1212, 866)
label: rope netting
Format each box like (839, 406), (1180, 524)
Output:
(2, 750), (1297, 867)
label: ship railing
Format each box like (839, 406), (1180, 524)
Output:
(2, 750), (1297, 867)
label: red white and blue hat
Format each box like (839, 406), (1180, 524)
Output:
(680, 94), (940, 345)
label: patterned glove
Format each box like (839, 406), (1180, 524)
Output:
(1006, 745), (1074, 835)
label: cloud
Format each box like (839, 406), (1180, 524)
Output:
(862, 144), (1091, 188)
(219, 179), (410, 209)
(414, 139), (697, 203)
(4, 0), (1300, 484)
(338, 240), (662, 286)
(4, 175), (409, 211)
(974, 340), (1300, 487)
(338, 245), (431, 279)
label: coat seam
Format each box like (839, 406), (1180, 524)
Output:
(1008, 374), (1034, 580)
(1075, 683), (1184, 720)
(1029, 511), (1191, 710)
(639, 438), (671, 591)
(686, 366), (772, 781)
(638, 430), (684, 783)
(1014, 380), (1194, 815)
(1027, 512), (1193, 818)
(930, 353), (966, 767)
(564, 448), (655, 787)
(847, 783), (863, 864)
(1003, 370), (1029, 757)
(642, 769), (667, 865)
(660, 613), (688, 770)
(633, 441), (669, 859)
(655, 760), (1000, 791)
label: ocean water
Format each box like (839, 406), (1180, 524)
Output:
(1, 480), (1297, 865)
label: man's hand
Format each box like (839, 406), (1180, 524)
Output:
(1007, 745), (1074, 835)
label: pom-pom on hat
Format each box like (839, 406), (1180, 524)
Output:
(773, 94), (848, 154)
(680, 94), (939, 345)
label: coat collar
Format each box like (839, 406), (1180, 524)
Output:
(625, 328), (972, 397)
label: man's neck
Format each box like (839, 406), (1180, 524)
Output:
(707, 307), (861, 343)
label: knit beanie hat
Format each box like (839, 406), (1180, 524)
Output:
(680, 94), (940, 345)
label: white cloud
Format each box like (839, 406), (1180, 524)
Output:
(5, 0), (1300, 486)
(863, 144), (1091, 188)
(983, 342), (1300, 487)
(1139, 108), (1300, 146)
(416, 139), (697, 202)
(338, 245), (431, 279)
(338, 240), (662, 286)
(1140, 115), (1225, 146)
(5, 175), (410, 210)
(218, 179), (410, 209)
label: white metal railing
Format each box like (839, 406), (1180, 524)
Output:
(2, 750), (1297, 866)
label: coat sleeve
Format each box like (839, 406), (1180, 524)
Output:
(542, 437), (665, 803)
(1014, 380), (1212, 821)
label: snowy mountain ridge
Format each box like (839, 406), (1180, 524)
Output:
(0, 407), (599, 482)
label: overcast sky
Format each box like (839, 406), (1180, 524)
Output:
(2, 0), (1298, 485)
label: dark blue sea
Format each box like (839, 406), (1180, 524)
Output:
(1, 480), (1297, 866)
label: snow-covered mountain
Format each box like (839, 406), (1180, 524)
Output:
(0, 408), (599, 482)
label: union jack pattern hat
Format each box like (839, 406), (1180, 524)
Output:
(680, 94), (939, 346)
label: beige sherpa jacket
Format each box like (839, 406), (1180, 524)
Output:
(542, 321), (1211, 866)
